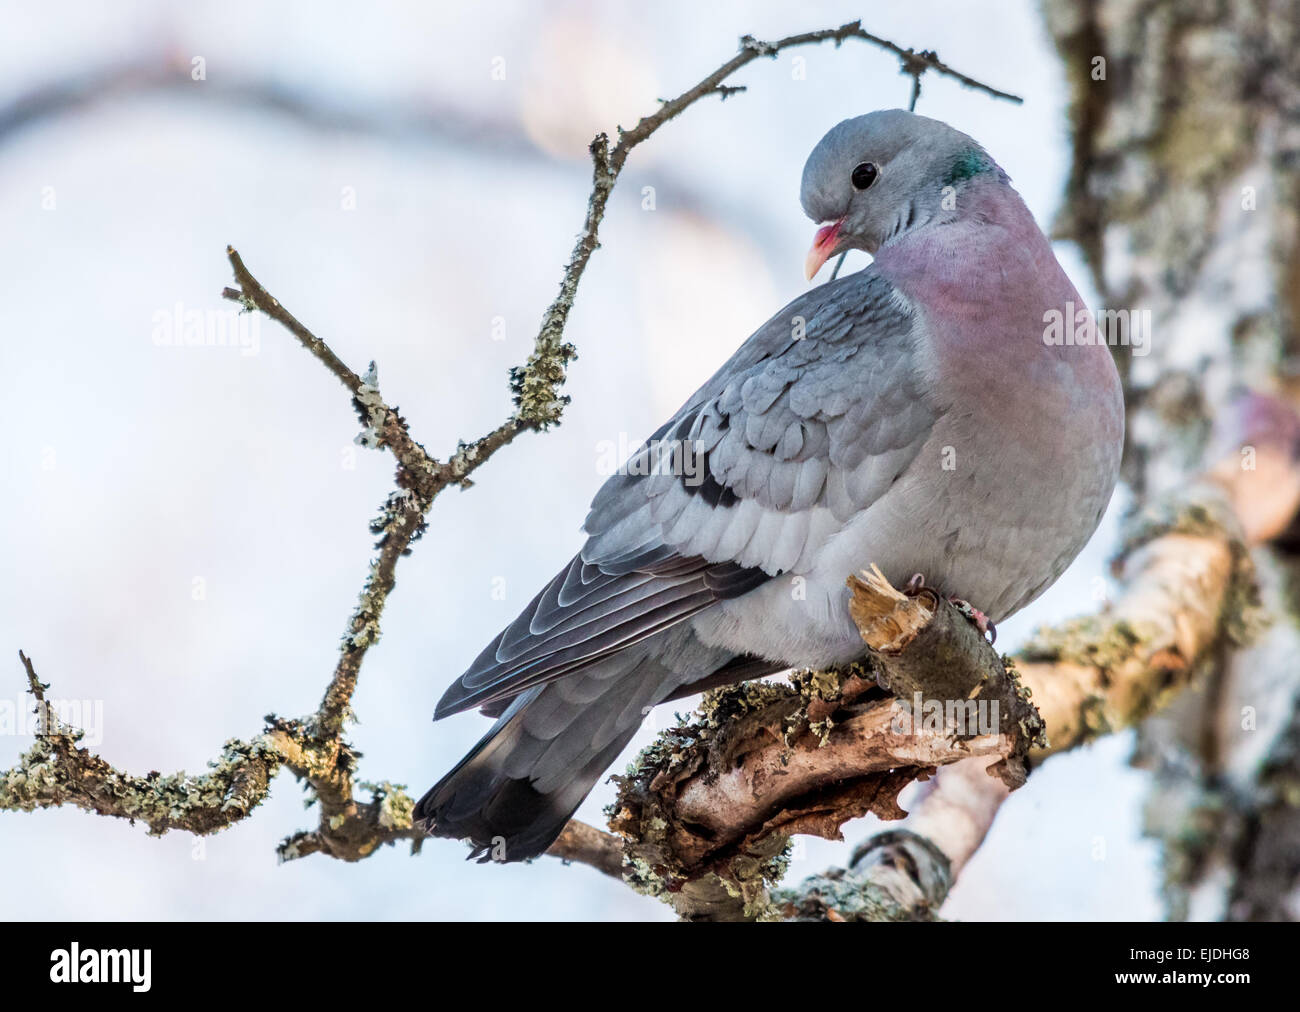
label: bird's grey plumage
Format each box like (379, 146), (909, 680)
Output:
(417, 109), (1124, 862)
(434, 270), (930, 723)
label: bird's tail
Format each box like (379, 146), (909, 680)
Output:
(415, 649), (678, 863)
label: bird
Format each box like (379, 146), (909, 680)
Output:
(415, 109), (1125, 863)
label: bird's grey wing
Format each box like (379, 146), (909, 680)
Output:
(436, 270), (936, 719)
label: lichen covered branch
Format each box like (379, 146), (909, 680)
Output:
(610, 570), (1044, 921)
(3, 651), (284, 836)
(1021, 486), (1256, 758)
(617, 478), (1261, 920)
(783, 388), (1300, 922)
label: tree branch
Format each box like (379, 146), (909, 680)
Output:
(612, 469), (1265, 920)
(770, 414), (1298, 922)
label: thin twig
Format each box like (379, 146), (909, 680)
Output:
(545, 820), (626, 880)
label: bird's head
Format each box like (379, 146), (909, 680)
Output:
(799, 109), (1006, 280)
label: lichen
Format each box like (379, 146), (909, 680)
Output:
(0, 731), (284, 835)
(787, 660), (876, 745)
(1019, 614), (1153, 671)
(1121, 492), (1266, 648)
(619, 851), (669, 901)
(362, 780), (415, 831)
(1003, 655), (1049, 750)
(509, 339), (577, 429)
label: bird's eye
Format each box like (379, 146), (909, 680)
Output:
(851, 162), (878, 190)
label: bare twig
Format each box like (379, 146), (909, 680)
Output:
(545, 820), (626, 880)
(4, 652), (286, 836)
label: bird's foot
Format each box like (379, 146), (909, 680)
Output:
(947, 597), (996, 644)
(899, 574), (996, 643)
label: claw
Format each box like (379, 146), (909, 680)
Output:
(904, 572), (927, 594)
(948, 596), (996, 643)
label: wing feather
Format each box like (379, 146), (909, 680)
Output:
(436, 270), (938, 721)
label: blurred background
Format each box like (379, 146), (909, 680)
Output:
(4, 0), (1291, 920)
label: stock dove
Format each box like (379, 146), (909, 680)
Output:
(416, 109), (1124, 862)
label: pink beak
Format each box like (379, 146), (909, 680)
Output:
(804, 219), (844, 281)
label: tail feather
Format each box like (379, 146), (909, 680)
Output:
(417, 649), (683, 863)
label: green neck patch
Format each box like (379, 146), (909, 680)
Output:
(944, 147), (993, 187)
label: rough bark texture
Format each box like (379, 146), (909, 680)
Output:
(617, 471), (1265, 920)
(1042, 0), (1300, 920)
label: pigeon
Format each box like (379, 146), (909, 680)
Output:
(416, 109), (1125, 862)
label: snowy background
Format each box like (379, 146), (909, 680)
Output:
(1, 0), (1162, 920)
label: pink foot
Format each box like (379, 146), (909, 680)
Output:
(900, 573), (996, 644)
(948, 597), (996, 644)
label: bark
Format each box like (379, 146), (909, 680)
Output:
(620, 473), (1264, 920)
(1042, 0), (1300, 920)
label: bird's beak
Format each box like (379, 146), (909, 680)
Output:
(804, 219), (844, 281)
